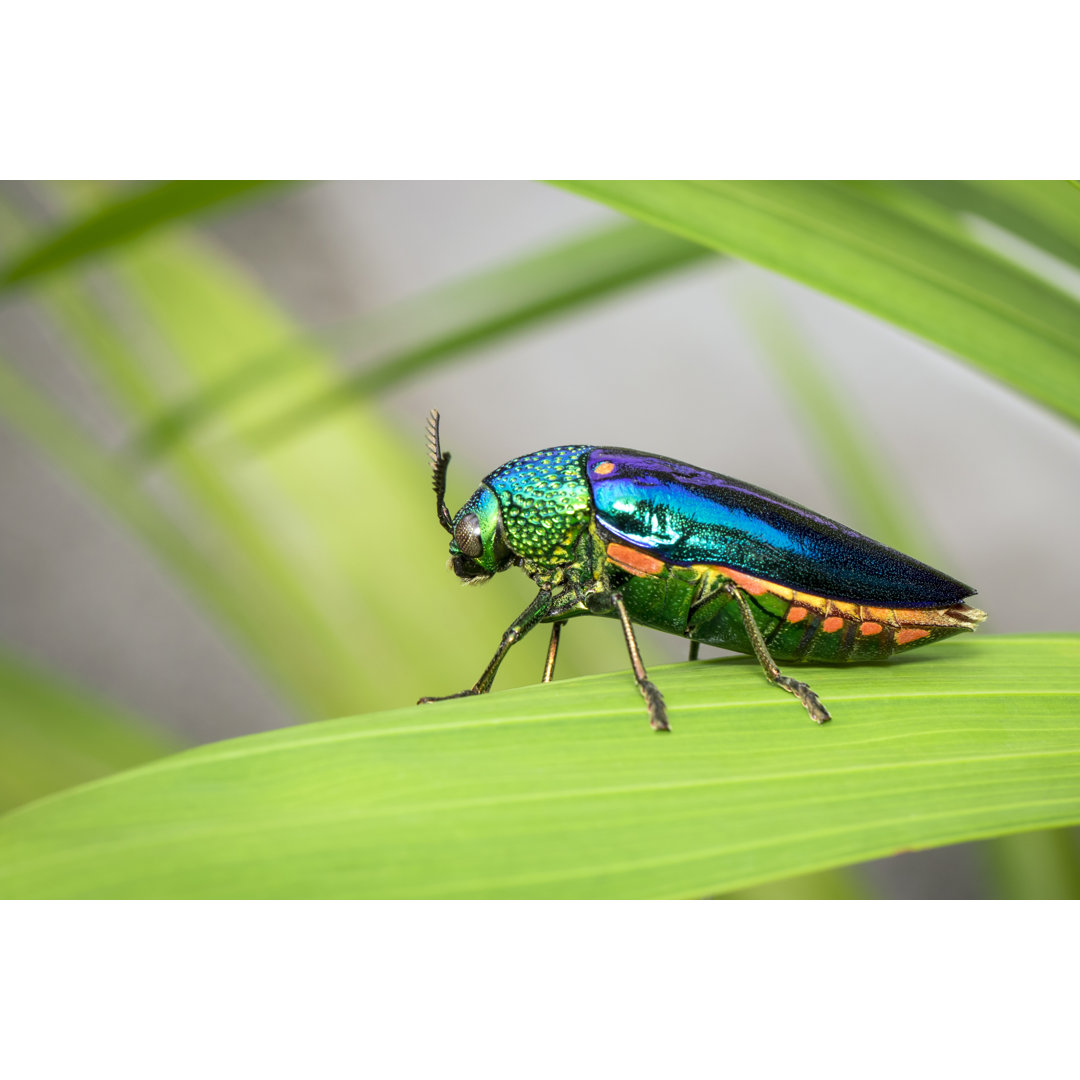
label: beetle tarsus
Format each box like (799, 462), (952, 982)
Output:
(640, 678), (670, 731)
(417, 689), (481, 705)
(722, 581), (834, 725)
(609, 592), (672, 732)
(774, 675), (831, 724)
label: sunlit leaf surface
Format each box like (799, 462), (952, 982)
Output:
(1, 635), (1076, 898)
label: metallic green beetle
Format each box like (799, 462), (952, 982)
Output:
(419, 411), (985, 731)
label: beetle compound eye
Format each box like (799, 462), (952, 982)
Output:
(454, 513), (484, 558)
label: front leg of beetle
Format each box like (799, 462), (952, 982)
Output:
(588, 591), (670, 732)
(722, 581), (831, 724)
(418, 590), (555, 705)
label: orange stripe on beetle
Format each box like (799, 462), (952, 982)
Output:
(787, 606), (808, 623)
(896, 627), (931, 645)
(606, 542), (665, 577)
(859, 621), (883, 636)
(822, 616), (844, 633)
(593, 460), (615, 476)
(721, 567), (771, 596)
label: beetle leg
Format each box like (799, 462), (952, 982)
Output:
(722, 582), (831, 724)
(418, 590), (554, 705)
(541, 620), (565, 684)
(605, 593), (670, 732)
(687, 640), (700, 662)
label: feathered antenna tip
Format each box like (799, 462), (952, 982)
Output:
(427, 409), (453, 534)
(425, 408), (443, 470)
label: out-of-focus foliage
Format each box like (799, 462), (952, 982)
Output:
(132, 219), (715, 456)
(0, 649), (177, 813)
(555, 181), (1080, 428)
(0, 181), (298, 290)
(0, 184), (626, 735)
(0, 180), (1078, 898)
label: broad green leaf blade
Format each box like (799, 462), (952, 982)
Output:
(0, 181), (298, 291)
(1, 635), (1076, 899)
(0, 650), (178, 814)
(133, 221), (715, 456)
(553, 181), (1080, 429)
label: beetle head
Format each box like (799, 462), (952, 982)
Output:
(448, 486), (514, 582)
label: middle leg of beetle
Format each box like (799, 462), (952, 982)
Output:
(722, 581), (831, 724)
(587, 592), (669, 732)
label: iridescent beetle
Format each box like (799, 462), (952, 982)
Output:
(419, 411), (986, 731)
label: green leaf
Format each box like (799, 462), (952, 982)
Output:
(133, 220), (715, 456)
(1, 634), (1076, 899)
(553, 181), (1080, 429)
(901, 181), (1080, 276)
(979, 827), (1080, 899)
(0, 649), (178, 814)
(0, 181), (298, 291)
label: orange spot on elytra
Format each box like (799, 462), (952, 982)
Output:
(721, 567), (770, 596)
(787, 606), (808, 623)
(896, 628), (931, 645)
(593, 461), (615, 475)
(859, 621), (883, 636)
(822, 616), (844, 633)
(606, 542), (664, 577)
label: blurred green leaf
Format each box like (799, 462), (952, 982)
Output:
(1, 635), (1076, 899)
(0, 649), (178, 814)
(110, 233), (630, 708)
(723, 868), (869, 900)
(133, 220), (715, 455)
(979, 827), (1080, 899)
(0, 184), (631, 717)
(0, 181), (298, 291)
(554, 181), (1080, 428)
(900, 181), (1080, 275)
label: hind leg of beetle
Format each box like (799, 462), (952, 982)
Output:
(418, 590), (553, 705)
(687, 640), (700, 662)
(606, 594), (669, 732)
(722, 582), (831, 724)
(541, 620), (565, 683)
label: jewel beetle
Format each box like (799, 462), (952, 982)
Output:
(418, 411), (986, 731)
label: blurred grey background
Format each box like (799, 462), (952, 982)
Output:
(2, 181), (1079, 896)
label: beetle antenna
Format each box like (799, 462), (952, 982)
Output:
(427, 409), (454, 535)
